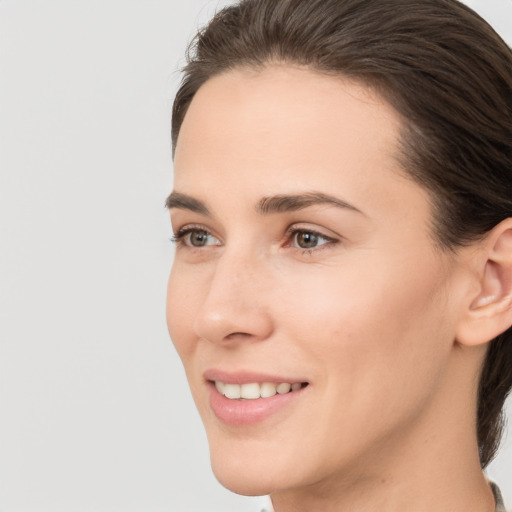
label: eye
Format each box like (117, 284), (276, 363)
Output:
(172, 227), (221, 248)
(288, 228), (335, 250)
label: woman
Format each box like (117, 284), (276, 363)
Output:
(166, 0), (512, 510)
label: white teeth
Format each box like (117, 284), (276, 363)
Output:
(260, 382), (277, 398)
(215, 381), (305, 400)
(276, 382), (291, 394)
(240, 383), (261, 399)
(223, 383), (241, 399)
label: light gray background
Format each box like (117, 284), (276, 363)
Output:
(0, 1), (510, 511)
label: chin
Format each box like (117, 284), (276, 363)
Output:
(212, 463), (274, 496)
(207, 434), (294, 496)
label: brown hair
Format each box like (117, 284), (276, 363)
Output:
(171, 0), (512, 468)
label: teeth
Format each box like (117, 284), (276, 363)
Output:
(276, 382), (291, 394)
(215, 381), (304, 400)
(240, 383), (260, 399)
(223, 383), (241, 399)
(260, 382), (277, 398)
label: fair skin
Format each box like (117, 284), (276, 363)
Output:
(167, 66), (511, 512)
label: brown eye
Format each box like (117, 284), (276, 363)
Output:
(288, 228), (335, 251)
(188, 230), (210, 247)
(172, 228), (220, 248)
(295, 231), (319, 249)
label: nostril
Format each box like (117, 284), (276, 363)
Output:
(225, 331), (253, 339)
(193, 289), (274, 345)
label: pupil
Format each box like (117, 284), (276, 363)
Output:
(191, 231), (208, 247)
(297, 232), (318, 249)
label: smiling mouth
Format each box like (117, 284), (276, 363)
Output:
(213, 380), (309, 400)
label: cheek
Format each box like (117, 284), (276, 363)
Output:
(166, 264), (199, 361)
(279, 252), (453, 401)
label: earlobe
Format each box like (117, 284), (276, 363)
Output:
(457, 219), (512, 347)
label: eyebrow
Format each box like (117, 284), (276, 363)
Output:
(165, 192), (211, 216)
(165, 191), (363, 216)
(256, 192), (363, 215)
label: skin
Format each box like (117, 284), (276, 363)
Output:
(167, 66), (497, 512)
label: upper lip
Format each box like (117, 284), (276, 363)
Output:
(204, 369), (309, 385)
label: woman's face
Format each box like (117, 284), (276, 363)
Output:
(167, 67), (471, 496)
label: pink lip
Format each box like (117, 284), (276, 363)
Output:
(204, 369), (309, 426)
(204, 369), (308, 385)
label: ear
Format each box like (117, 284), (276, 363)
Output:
(456, 218), (512, 347)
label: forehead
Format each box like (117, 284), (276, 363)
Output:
(173, 65), (430, 226)
(175, 65), (402, 170)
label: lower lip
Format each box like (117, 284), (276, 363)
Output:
(208, 383), (305, 426)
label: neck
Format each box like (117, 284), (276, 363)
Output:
(271, 451), (494, 512)
(271, 347), (496, 512)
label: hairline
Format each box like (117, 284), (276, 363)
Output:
(172, 60), (451, 251)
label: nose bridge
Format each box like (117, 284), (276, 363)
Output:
(193, 244), (273, 344)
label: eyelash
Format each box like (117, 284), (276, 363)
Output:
(171, 225), (337, 253)
(170, 224), (216, 246)
(285, 227), (337, 254)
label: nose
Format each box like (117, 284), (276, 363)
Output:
(193, 250), (274, 345)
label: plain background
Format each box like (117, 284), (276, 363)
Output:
(0, 1), (511, 511)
